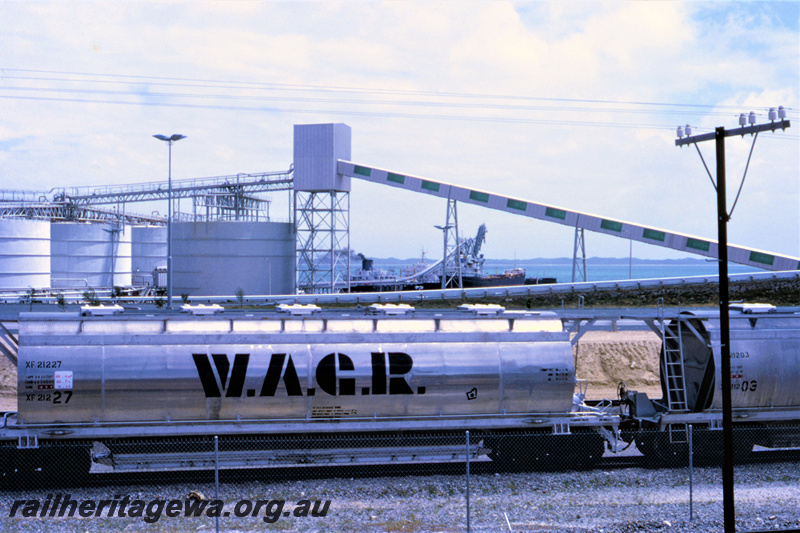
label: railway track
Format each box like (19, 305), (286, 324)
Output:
(2, 443), (798, 494)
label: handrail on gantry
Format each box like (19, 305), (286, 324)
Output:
(0, 169), (295, 205)
(55, 169), (294, 204)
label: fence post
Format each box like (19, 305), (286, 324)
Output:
(466, 430), (471, 533)
(688, 425), (694, 522)
(214, 435), (220, 533)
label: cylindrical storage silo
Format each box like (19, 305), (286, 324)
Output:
(172, 221), (294, 297)
(51, 223), (132, 289)
(0, 219), (51, 289)
(131, 226), (166, 287)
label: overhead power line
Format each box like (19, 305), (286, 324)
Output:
(1, 67), (797, 136)
(5, 67), (790, 111)
(0, 84), (760, 119)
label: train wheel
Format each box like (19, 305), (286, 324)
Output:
(1, 448), (46, 489)
(691, 426), (763, 465)
(762, 425), (800, 450)
(569, 432), (606, 469)
(487, 433), (555, 472)
(487, 431), (604, 472)
(2, 446), (91, 489)
(635, 432), (688, 467)
(732, 430), (758, 462)
(487, 434), (536, 472)
(41, 445), (91, 488)
(0, 445), (19, 489)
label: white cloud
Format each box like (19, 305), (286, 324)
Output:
(0, 0), (797, 264)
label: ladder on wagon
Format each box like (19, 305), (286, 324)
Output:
(658, 303), (689, 443)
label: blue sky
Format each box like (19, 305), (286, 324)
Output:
(1, 1), (798, 261)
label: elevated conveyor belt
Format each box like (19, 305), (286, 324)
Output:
(338, 161), (799, 272)
(0, 321), (18, 366)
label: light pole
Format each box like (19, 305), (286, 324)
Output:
(153, 133), (186, 309)
(676, 109), (790, 533)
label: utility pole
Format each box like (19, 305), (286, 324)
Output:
(676, 108), (790, 533)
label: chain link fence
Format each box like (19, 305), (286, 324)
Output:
(0, 425), (798, 531)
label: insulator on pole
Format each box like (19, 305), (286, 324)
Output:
(748, 111), (757, 125)
(778, 106), (787, 119)
(677, 125), (684, 138)
(685, 124), (692, 136)
(769, 107), (777, 121)
(739, 113), (747, 126)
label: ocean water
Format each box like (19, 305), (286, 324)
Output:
(491, 262), (768, 283)
(371, 260), (768, 283)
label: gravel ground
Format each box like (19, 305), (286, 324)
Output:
(1, 460), (798, 532)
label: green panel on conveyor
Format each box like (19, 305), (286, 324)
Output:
(354, 165), (372, 177)
(470, 191), (490, 203)
(600, 219), (623, 232)
(749, 251), (774, 266)
(387, 173), (405, 184)
(507, 199), (527, 211)
(421, 181), (440, 192)
(686, 238), (710, 252)
(643, 228), (666, 242)
(545, 207), (567, 220)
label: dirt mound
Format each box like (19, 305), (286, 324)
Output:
(573, 330), (662, 400)
(0, 352), (16, 411)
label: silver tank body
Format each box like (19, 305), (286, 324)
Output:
(17, 311), (574, 425)
(688, 311), (800, 410)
